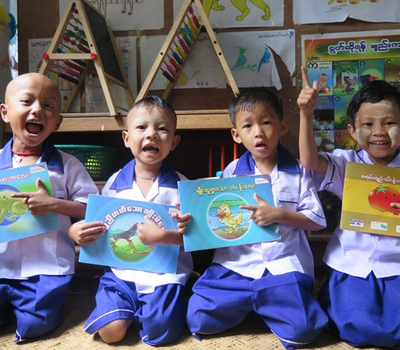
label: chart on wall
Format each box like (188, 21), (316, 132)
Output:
(302, 29), (400, 152)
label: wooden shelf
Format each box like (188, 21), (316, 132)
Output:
(5, 110), (232, 133)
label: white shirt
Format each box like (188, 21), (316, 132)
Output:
(102, 158), (193, 293)
(0, 140), (98, 279)
(213, 146), (326, 279)
(316, 148), (400, 278)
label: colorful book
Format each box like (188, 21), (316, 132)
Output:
(341, 162), (400, 237)
(79, 194), (180, 273)
(0, 163), (59, 243)
(178, 175), (280, 251)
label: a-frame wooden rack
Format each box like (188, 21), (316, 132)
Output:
(136, 0), (239, 102)
(39, 0), (134, 117)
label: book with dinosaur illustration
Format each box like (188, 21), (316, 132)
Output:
(341, 162), (400, 237)
(178, 175), (280, 252)
(79, 194), (180, 273)
(0, 163), (59, 243)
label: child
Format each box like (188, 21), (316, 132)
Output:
(0, 73), (98, 342)
(298, 67), (400, 349)
(68, 96), (193, 346)
(186, 87), (328, 349)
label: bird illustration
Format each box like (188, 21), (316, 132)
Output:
(216, 203), (243, 234)
(231, 47), (248, 71)
(257, 45), (271, 73)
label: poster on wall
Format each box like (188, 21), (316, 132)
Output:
(302, 29), (400, 151)
(174, 0), (284, 28)
(293, 0), (400, 25)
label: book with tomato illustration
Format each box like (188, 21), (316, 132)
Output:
(0, 163), (59, 243)
(79, 194), (180, 273)
(178, 175), (281, 252)
(341, 162), (400, 236)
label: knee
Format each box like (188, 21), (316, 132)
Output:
(98, 319), (132, 344)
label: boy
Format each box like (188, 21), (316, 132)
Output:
(298, 67), (400, 348)
(0, 73), (98, 342)
(186, 87), (328, 349)
(68, 96), (193, 346)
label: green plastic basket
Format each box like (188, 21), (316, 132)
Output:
(56, 144), (117, 181)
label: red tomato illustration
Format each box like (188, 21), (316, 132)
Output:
(368, 185), (400, 215)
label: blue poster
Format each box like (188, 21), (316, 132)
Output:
(179, 175), (280, 251)
(79, 194), (180, 273)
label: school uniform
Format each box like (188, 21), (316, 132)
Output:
(316, 148), (400, 349)
(186, 145), (328, 349)
(0, 139), (98, 342)
(84, 158), (193, 346)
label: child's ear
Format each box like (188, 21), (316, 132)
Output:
(0, 103), (9, 123)
(347, 123), (357, 142)
(53, 115), (63, 131)
(231, 128), (242, 144)
(171, 134), (181, 151)
(122, 130), (129, 148)
(280, 119), (289, 136)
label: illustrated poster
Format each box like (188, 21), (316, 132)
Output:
(302, 29), (400, 151)
(179, 175), (280, 252)
(0, 163), (59, 243)
(341, 162), (400, 237)
(79, 194), (180, 273)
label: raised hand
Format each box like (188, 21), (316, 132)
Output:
(297, 66), (319, 120)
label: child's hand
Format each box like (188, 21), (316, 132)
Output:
(240, 193), (279, 227)
(137, 216), (167, 245)
(171, 210), (191, 234)
(11, 178), (55, 215)
(68, 221), (106, 246)
(297, 66), (319, 120)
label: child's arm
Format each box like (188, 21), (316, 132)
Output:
(240, 193), (324, 231)
(297, 66), (328, 174)
(12, 178), (87, 219)
(137, 211), (191, 246)
(68, 221), (106, 246)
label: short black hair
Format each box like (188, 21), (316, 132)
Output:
(229, 87), (284, 126)
(347, 80), (400, 127)
(130, 95), (177, 126)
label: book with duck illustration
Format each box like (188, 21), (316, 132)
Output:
(0, 162), (59, 243)
(79, 194), (180, 273)
(178, 175), (280, 251)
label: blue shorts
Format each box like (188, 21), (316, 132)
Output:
(187, 264), (327, 349)
(0, 274), (72, 343)
(84, 268), (186, 346)
(319, 268), (400, 349)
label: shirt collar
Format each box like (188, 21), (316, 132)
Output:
(0, 139), (64, 172)
(232, 144), (300, 175)
(110, 158), (180, 191)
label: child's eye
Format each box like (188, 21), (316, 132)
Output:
(363, 122), (373, 127)
(20, 99), (31, 104)
(386, 121), (397, 126)
(243, 124), (251, 129)
(263, 120), (272, 126)
(135, 125), (145, 130)
(44, 103), (54, 109)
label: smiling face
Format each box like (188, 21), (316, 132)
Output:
(348, 99), (400, 165)
(122, 104), (180, 172)
(0, 73), (62, 152)
(231, 102), (288, 171)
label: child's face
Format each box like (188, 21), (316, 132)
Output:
(348, 99), (400, 165)
(122, 105), (180, 167)
(231, 102), (288, 166)
(0, 73), (62, 151)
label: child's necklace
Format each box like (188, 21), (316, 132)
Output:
(135, 174), (157, 182)
(11, 148), (43, 163)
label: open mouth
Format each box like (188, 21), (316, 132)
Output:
(255, 142), (267, 149)
(143, 144), (159, 153)
(25, 121), (44, 135)
(370, 141), (389, 146)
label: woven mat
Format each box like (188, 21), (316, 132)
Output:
(0, 266), (381, 350)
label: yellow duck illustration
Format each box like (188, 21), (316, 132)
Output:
(216, 203), (243, 234)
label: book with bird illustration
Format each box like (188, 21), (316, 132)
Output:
(0, 163), (59, 243)
(341, 162), (400, 237)
(79, 194), (180, 273)
(178, 175), (280, 251)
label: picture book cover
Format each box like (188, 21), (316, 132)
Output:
(341, 162), (400, 237)
(0, 163), (59, 243)
(79, 194), (181, 273)
(178, 175), (281, 252)
(358, 59), (384, 86)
